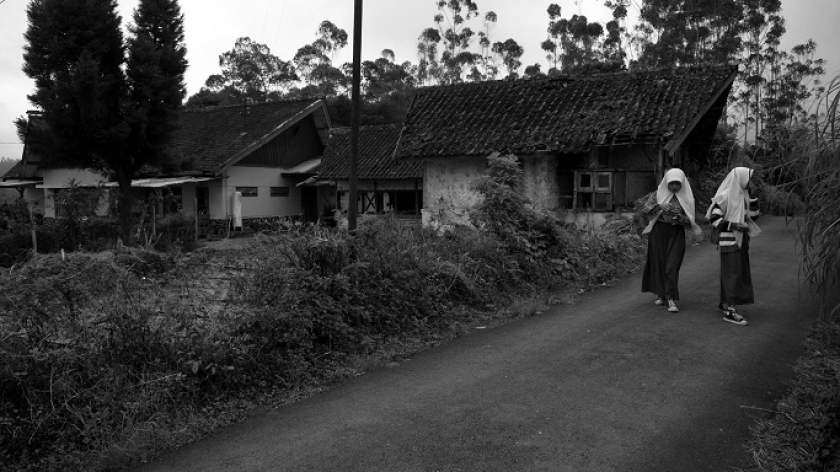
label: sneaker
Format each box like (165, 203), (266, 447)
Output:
(654, 297), (665, 306)
(720, 304), (748, 326)
(667, 299), (679, 313)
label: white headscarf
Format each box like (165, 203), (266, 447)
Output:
(705, 166), (761, 246)
(643, 168), (701, 235)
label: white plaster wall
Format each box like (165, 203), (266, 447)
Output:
(521, 156), (560, 212)
(224, 167), (303, 218)
(423, 158), (485, 226)
(38, 169), (111, 218)
(40, 168), (109, 187)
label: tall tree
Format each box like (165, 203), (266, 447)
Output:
(22, 0), (126, 166)
(632, 0), (745, 69)
(541, 4), (615, 74)
(492, 38), (524, 79)
(208, 37), (297, 101)
(292, 20), (349, 97)
(126, 0), (189, 174)
(21, 0), (189, 238)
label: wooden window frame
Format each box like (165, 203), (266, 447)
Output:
(573, 171), (613, 211)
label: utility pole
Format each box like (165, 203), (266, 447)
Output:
(348, 0), (362, 232)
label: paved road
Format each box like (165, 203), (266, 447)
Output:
(134, 216), (817, 472)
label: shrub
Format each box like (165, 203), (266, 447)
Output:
(0, 228), (61, 268)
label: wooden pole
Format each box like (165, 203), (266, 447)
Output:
(194, 198), (198, 242)
(348, 0), (362, 232)
(28, 202), (37, 254)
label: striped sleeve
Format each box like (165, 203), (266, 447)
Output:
(748, 198), (760, 221)
(708, 204), (733, 231)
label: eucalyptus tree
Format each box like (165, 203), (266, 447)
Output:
(292, 20), (349, 96)
(417, 0), (524, 84)
(206, 37), (297, 101)
(541, 4), (615, 74)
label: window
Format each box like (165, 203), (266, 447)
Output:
(236, 187), (258, 197)
(574, 171), (613, 210)
(270, 186), (290, 197)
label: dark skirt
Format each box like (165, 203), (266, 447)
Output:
(720, 236), (754, 305)
(642, 222), (686, 300)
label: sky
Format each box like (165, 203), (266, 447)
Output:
(1, 0), (839, 161)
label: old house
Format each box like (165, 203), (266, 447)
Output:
(394, 65), (737, 227)
(2, 98), (331, 227)
(307, 124), (423, 221)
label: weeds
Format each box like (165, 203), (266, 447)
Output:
(0, 154), (648, 472)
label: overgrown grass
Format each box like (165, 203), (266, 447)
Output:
(1, 160), (648, 471)
(737, 74), (840, 470)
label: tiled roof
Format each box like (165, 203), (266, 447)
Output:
(318, 124), (423, 180)
(396, 65), (737, 158)
(170, 98), (326, 173)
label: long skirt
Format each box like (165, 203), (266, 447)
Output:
(720, 236), (754, 305)
(642, 222), (686, 300)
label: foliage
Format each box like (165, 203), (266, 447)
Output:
(20, 0), (189, 239)
(52, 179), (106, 249)
(742, 318), (840, 471)
(471, 153), (571, 262)
(206, 37), (297, 101)
(738, 74), (840, 472)
(0, 199), (33, 234)
(542, 4), (620, 75)
(0, 187), (647, 472)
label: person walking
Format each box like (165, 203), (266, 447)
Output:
(642, 168), (702, 313)
(706, 167), (761, 326)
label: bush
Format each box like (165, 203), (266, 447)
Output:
(0, 228), (61, 268)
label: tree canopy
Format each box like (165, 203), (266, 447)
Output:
(20, 0), (189, 237)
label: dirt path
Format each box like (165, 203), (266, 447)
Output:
(133, 216), (816, 472)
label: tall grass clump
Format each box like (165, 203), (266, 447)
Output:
(739, 74), (840, 471)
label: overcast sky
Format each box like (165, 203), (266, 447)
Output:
(1, 0), (839, 161)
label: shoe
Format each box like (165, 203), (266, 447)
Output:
(667, 299), (679, 313)
(654, 297), (665, 306)
(720, 303), (748, 326)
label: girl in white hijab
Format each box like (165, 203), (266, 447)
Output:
(705, 166), (761, 326)
(642, 168), (702, 313)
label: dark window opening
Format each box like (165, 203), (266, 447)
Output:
(236, 187), (258, 197)
(271, 186), (290, 197)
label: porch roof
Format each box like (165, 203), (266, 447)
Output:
(281, 158), (321, 175)
(100, 176), (218, 188)
(0, 179), (40, 188)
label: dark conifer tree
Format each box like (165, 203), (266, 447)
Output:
(22, 0), (126, 166)
(126, 0), (189, 171)
(22, 0), (188, 238)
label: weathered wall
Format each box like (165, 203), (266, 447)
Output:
(625, 171), (657, 205)
(522, 156), (560, 212)
(222, 167), (303, 218)
(603, 145), (658, 170)
(422, 157), (485, 227)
